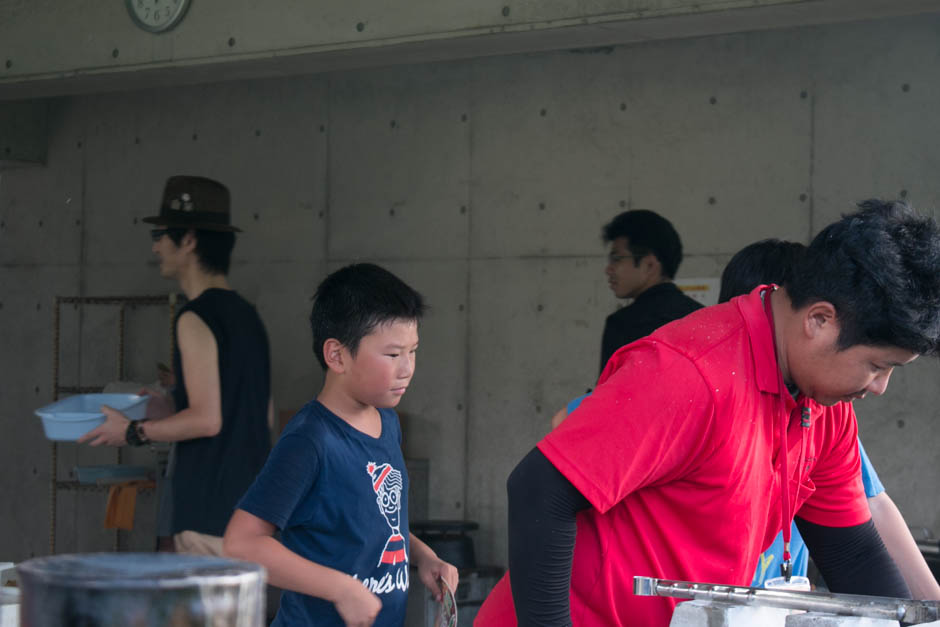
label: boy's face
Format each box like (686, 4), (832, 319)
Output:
(788, 314), (917, 406)
(345, 319), (419, 409)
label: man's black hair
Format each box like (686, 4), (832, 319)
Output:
(601, 210), (683, 279)
(718, 239), (807, 304)
(787, 199), (940, 355)
(309, 263), (426, 370)
(166, 228), (235, 275)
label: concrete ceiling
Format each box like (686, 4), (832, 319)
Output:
(1, 0), (940, 100)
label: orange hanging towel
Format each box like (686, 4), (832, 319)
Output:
(104, 480), (155, 530)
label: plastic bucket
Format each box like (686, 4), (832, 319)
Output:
(18, 553), (265, 627)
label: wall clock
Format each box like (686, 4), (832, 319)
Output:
(126, 0), (190, 33)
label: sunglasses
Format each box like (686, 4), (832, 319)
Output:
(607, 252), (642, 265)
(150, 228), (169, 242)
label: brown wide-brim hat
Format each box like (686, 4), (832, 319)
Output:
(142, 175), (241, 232)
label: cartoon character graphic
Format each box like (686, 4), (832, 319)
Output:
(367, 461), (407, 566)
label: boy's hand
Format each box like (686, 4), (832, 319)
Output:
(334, 577), (382, 627)
(416, 554), (459, 602)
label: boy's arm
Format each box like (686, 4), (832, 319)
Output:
(856, 441), (939, 599)
(224, 509), (382, 625)
(869, 492), (940, 600)
(549, 394), (591, 431)
(81, 312), (224, 445)
(409, 533), (459, 602)
(549, 407), (567, 430)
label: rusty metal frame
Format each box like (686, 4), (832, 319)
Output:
(49, 294), (177, 554)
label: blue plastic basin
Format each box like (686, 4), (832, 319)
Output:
(73, 465), (154, 484)
(35, 394), (149, 441)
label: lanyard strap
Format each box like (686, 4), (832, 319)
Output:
(762, 287), (809, 579)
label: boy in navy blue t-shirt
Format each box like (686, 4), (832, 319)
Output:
(224, 263), (458, 626)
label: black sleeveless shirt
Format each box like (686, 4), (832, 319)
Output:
(171, 288), (271, 536)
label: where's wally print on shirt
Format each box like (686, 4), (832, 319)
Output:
(238, 400), (411, 627)
(368, 461), (408, 566)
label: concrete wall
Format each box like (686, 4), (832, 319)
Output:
(2, 13), (940, 568)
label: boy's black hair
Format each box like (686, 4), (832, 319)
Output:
(309, 263), (426, 370)
(787, 199), (940, 355)
(718, 239), (807, 304)
(166, 228), (236, 275)
(601, 210), (683, 279)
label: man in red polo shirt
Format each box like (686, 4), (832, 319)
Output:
(475, 200), (940, 626)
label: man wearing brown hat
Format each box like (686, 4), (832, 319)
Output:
(80, 175), (273, 553)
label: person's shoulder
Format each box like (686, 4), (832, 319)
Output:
(176, 293), (204, 318)
(212, 288), (259, 313)
(649, 302), (746, 362)
(378, 407), (403, 436)
(652, 282), (704, 311)
(812, 398), (856, 431)
(175, 309), (213, 342)
(226, 288), (253, 305)
(677, 289), (705, 311)
(179, 289), (237, 320)
(604, 301), (642, 326)
(207, 290), (268, 333)
(377, 406), (399, 420)
(281, 400), (334, 440)
(608, 283), (700, 321)
(191, 288), (251, 309)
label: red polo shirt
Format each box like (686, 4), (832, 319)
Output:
(475, 287), (869, 627)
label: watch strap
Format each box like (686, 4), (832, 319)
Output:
(125, 419), (150, 447)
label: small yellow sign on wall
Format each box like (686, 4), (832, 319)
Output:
(676, 278), (720, 307)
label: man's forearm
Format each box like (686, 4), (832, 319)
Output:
(141, 406), (221, 442)
(796, 516), (911, 598)
(508, 448), (590, 626)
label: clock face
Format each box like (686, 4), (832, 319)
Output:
(126, 0), (190, 33)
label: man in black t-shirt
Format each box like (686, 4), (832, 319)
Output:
(80, 176), (272, 552)
(599, 210), (703, 372)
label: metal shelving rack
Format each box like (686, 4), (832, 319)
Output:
(49, 294), (178, 554)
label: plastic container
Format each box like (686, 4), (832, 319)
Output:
(34, 394), (149, 441)
(0, 562), (14, 587)
(18, 553), (265, 626)
(73, 465), (153, 485)
(0, 562), (18, 603)
(763, 575), (811, 591)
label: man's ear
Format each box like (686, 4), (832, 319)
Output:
(180, 229), (198, 253)
(323, 338), (347, 374)
(643, 254), (663, 280)
(802, 300), (838, 340)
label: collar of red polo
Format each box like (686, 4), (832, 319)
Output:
(737, 284), (789, 397)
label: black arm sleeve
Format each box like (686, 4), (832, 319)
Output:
(507, 447), (592, 626)
(795, 516), (911, 598)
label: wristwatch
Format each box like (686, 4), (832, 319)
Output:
(125, 419), (151, 447)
